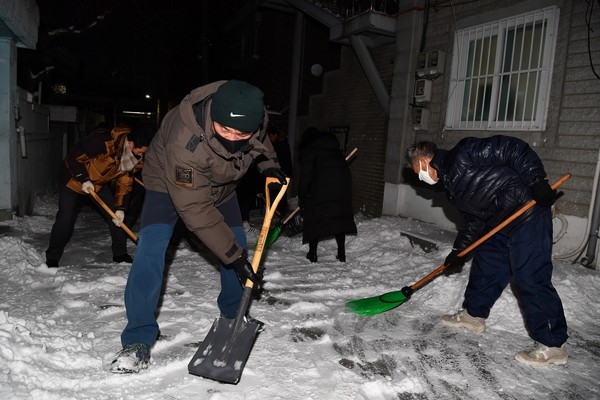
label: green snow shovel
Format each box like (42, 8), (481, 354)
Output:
(346, 173), (571, 317)
(263, 147), (359, 249)
(188, 176), (289, 384)
(264, 206), (301, 248)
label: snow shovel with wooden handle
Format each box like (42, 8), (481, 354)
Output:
(87, 188), (138, 243)
(188, 176), (289, 384)
(346, 173), (571, 317)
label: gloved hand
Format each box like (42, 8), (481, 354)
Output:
(261, 167), (287, 185)
(443, 249), (466, 275)
(227, 251), (258, 286)
(112, 210), (125, 227)
(531, 179), (557, 207)
(81, 180), (94, 194)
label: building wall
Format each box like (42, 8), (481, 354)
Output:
(297, 44), (394, 216)
(382, 0), (599, 262)
(295, 0), (598, 261)
(406, 0), (600, 219)
(16, 89), (63, 216)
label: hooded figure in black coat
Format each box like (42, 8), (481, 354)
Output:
(298, 128), (357, 263)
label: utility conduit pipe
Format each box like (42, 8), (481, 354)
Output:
(555, 145), (600, 264)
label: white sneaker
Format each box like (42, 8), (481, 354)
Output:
(515, 342), (567, 366)
(441, 309), (486, 333)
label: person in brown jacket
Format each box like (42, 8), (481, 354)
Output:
(110, 80), (287, 373)
(44, 124), (148, 268)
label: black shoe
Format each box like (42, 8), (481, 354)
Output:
(110, 343), (151, 373)
(336, 252), (346, 262)
(45, 259), (59, 268)
(113, 254), (133, 263)
(306, 251), (318, 263)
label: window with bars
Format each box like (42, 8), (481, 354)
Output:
(445, 6), (559, 131)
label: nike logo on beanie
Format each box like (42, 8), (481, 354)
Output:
(230, 112), (246, 117)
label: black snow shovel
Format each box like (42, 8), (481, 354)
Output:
(346, 173), (572, 316)
(188, 176), (289, 384)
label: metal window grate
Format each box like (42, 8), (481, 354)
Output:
(446, 6), (559, 131)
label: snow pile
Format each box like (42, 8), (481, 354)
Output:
(0, 193), (598, 399)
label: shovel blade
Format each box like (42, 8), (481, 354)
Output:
(346, 290), (409, 316)
(264, 226), (281, 248)
(188, 317), (260, 384)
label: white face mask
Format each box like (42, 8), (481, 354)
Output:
(418, 160), (437, 185)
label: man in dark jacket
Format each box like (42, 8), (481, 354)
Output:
(407, 135), (568, 367)
(110, 80), (287, 373)
(45, 124), (146, 268)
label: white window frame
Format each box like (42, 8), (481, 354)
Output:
(445, 6), (559, 131)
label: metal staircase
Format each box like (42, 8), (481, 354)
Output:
(284, 0), (397, 48)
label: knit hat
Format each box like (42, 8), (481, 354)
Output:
(210, 80), (265, 133)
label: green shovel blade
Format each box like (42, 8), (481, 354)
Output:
(264, 226), (281, 248)
(346, 290), (409, 316)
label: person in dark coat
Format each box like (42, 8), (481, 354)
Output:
(407, 135), (568, 367)
(298, 128), (357, 263)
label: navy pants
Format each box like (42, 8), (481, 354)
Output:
(463, 208), (568, 347)
(46, 185), (128, 262)
(120, 190), (246, 347)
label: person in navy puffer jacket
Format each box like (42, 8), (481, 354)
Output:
(407, 135), (568, 367)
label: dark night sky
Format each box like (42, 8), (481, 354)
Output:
(25, 1), (236, 104)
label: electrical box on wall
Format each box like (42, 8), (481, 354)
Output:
(427, 50), (445, 75)
(416, 50), (445, 77)
(412, 108), (430, 131)
(414, 79), (433, 103)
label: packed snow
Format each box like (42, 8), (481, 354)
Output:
(0, 191), (598, 400)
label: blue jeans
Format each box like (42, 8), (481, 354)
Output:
(463, 208), (568, 347)
(120, 190), (246, 347)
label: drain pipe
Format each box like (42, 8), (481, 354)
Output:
(554, 147), (600, 262)
(581, 163), (600, 268)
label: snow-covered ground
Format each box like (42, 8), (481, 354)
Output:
(0, 192), (598, 400)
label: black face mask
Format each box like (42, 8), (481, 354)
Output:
(214, 133), (252, 154)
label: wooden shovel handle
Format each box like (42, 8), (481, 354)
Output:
(282, 206), (301, 225)
(411, 173), (572, 292)
(87, 188), (138, 242)
(245, 177), (290, 288)
(134, 177), (145, 187)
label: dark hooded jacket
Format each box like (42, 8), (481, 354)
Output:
(298, 129), (357, 243)
(142, 80), (279, 264)
(430, 135), (549, 251)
